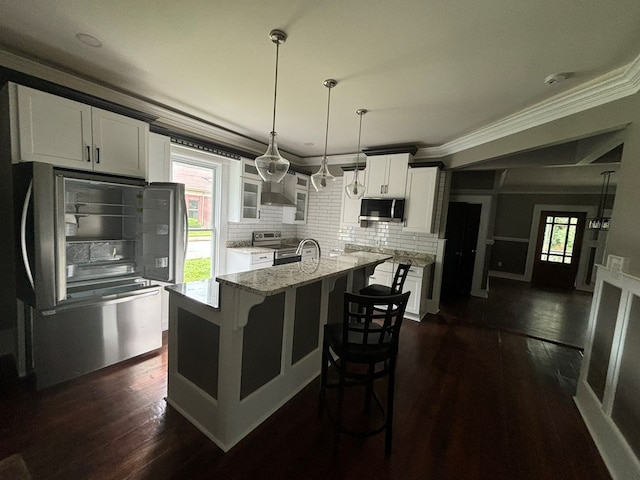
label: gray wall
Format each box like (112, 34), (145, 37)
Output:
(444, 90), (640, 278)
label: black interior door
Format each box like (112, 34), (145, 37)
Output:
(441, 202), (482, 302)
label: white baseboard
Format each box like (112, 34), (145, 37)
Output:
(488, 270), (528, 282)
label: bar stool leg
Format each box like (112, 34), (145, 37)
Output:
(385, 360), (396, 456)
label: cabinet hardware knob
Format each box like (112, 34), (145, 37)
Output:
(95, 147), (100, 164)
(86, 145), (91, 162)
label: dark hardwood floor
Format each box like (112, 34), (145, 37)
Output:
(439, 277), (593, 349)
(0, 288), (610, 479)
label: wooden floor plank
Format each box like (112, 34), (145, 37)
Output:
(0, 282), (612, 479)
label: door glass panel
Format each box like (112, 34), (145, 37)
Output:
(539, 214), (580, 265)
(172, 160), (216, 282)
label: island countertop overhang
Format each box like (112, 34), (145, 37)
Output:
(215, 251), (392, 297)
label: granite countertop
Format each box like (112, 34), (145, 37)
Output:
(226, 246), (275, 254)
(166, 280), (221, 310)
(215, 251), (391, 297)
(343, 244), (435, 268)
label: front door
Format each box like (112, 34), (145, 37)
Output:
(531, 211), (586, 290)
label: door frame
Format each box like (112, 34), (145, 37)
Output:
(449, 194), (492, 298)
(525, 204), (597, 291)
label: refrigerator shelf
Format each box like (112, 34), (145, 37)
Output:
(66, 201), (133, 208)
(65, 213), (137, 218)
(66, 237), (136, 243)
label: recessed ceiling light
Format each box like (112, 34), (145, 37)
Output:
(76, 33), (102, 47)
(304, 142), (314, 146)
(544, 73), (569, 85)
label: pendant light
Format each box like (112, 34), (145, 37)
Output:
(345, 108), (368, 199)
(588, 170), (614, 230)
(311, 79), (338, 192)
(255, 29), (290, 183)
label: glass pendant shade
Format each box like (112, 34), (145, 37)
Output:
(255, 29), (290, 183)
(345, 163), (366, 199)
(312, 79), (338, 193)
(311, 158), (336, 191)
(345, 108), (368, 199)
(255, 132), (288, 183)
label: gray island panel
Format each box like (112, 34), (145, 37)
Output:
(241, 293), (285, 399)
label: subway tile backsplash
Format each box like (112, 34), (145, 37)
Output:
(227, 172), (446, 256)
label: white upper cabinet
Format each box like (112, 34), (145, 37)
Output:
(240, 158), (262, 180)
(15, 85), (147, 178)
(239, 177), (262, 222)
(283, 172), (310, 224)
(365, 153), (409, 197)
(17, 86), (92, 168)
(147, 133), (171, 182)
(403, 165), (441, 233)
(228, 159), (262, 223)
(91, 108), (147, 178)
(340, 169), (365, 225)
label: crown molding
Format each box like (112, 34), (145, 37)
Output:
(0, 47), (302, 163)
(3, 46), (638, 166)
(416, 53), (640, 160)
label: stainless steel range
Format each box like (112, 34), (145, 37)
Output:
(252, 231), (301, 266)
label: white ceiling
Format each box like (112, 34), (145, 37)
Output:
(1, 0), (639, 162)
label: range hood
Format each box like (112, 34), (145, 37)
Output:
(260, 181), (295, 206)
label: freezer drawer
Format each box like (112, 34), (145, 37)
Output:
(30, 286), (162, 389)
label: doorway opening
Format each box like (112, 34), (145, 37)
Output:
(441, 201), (482, 302)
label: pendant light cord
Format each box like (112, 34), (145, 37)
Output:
(322, 87), (332, 162)
(271, 41), (280, 134)
(354, 112), (363, 182)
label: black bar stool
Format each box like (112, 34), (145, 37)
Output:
(319, 291), (411, 455)
(360, 262), (412, 296)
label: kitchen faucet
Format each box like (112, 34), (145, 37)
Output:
(296, 238), (321, 258)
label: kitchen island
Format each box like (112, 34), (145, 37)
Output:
(165, 251), (391, 452)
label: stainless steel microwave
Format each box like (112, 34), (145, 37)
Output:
(359, 198), (405, 223)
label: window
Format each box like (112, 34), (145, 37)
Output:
(188, 199), (200, 220)
(172, 158), (218, 282)
(539, 215), (579, 264)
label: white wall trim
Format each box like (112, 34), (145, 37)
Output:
(488, 270), (528, 282)
(299, 53), (640, 167)
(3, 45), (639, 169)
(524, 204), (598, 290)
(0, 47), (302, 163)
(427, 239), (447, 314)
(416, 53), (640, 160)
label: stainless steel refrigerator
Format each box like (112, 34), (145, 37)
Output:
(13, 161), (186, 389)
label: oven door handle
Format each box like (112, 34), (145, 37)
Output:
(276, 252), (300, 259)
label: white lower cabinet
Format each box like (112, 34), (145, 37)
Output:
(367, 260), (430, 321)
(226, 249), (273, 274)
(368, 261), (394, 289)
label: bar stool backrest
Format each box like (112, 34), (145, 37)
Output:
(390, 263), (411, 294)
